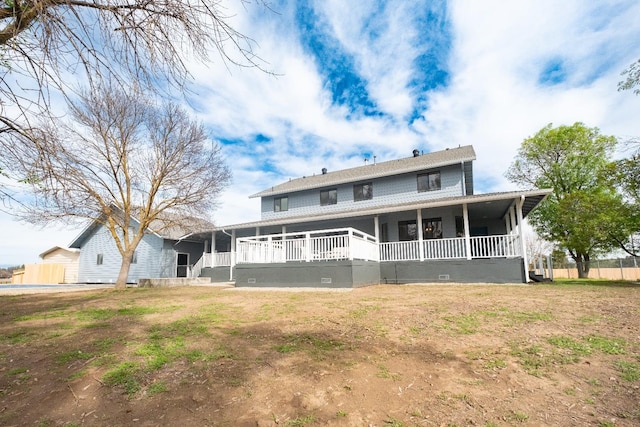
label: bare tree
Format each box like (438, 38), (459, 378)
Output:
(525, 232), (554, 269)
(5, 83), (231, 289)
(1, 0), (267, 193)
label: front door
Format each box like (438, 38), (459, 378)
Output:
(176, 253), (189, 277)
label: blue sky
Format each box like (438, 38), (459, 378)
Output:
(1, 0), (639, 265)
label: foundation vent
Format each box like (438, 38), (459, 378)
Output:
(320, 278), (332, 284)
(248, 278), (256, 284)
(438, 274), (450, 281)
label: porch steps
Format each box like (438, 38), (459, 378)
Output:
(528, 272), (551, 283)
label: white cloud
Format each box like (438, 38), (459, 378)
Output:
(1, 0), (639, 265)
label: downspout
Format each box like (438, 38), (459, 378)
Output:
(461, 161), (467, 195)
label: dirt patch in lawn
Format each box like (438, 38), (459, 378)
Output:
(0, 283), (639, 426)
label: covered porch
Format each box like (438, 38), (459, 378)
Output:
(199, 190), (548, 284)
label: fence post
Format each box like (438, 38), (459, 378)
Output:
(620, 258), (624, 280)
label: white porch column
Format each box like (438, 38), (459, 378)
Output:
(463, 203), (472, 260)
(516, 196), (528, 282)
(374, 215), (380, 243)
(230, 229), (236, 281)
(510, 205), (517, 234)
(417, 209), (424, 261)
(305, 232), (312, 262)
(348, 228), (354, 260)
(255, 227), (260, 236)
(282, 225), (287, 234)
(211, 231), (216, 267)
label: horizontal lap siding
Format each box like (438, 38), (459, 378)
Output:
(77, 225), (164, 283)
(261, 166), (463, 220)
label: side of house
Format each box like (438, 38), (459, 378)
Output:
(202, 145), (551, 286)
(69, 217), (211, 284)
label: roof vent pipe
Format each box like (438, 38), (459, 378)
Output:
(412, 149), (420, 157)
(321, 168), (327, 175)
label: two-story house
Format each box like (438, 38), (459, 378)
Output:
(199, 145), (551, 287)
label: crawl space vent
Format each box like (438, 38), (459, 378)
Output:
(438, 274), (450, 280)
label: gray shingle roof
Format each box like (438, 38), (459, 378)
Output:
(250, 145), (476, 198)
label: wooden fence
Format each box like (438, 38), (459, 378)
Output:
(552, 267), (640, 281)
(11, 264), (65, 284)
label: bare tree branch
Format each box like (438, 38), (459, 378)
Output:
(1, 0), (270, 188)
(4, 83), (231, 288)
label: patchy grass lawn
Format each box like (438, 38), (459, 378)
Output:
(0, 282), (639, 426)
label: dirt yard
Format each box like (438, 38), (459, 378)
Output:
(0, 282), (638, 426)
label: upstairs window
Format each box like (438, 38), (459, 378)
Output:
(96, 254), (104, 265)
(274, 196), (288, 212)
(417, 171), (441, 192)
(353, 182), (373, 201)
(320, 189), (338, 206)
(131, 251), (138, 264)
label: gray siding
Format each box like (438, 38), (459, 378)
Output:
(260, 165), (464, 220)
(77, 226), (164, 283)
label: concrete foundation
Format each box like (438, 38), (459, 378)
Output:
(379, 258), (526, 284)
(200, 267), (232, 282)
(235, 260), (380, 288)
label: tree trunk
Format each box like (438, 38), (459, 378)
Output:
(115, 252), (134, 289)
(572, 253), (591, 279)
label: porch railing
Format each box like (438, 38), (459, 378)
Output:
(237, 228), (378, 264)
(469, 234), (520, 258)
(207, 233), (521, 267)
(201, 252), (232, 268)
(380, 234), (521, 262)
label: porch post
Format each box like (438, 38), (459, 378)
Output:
(463, 203), (472, 260)
(510, 205), (517, 234)
(374, 215), (380, 243)
(516, 196), (528, 282)
(417, 209), (424, 261)
(305, 232), (311, 262)
(255, 227), (260, 236)
(211, 231), (216, 267)
(282, 225), (287, 234)
(348, 228), (354, 261)
(230, 229), (236, 281)
(203, 239), (209, 268)
(504, 209), (512, 234)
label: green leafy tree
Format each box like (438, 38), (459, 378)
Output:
(619, 59), (640, 95)
(607, 145), (640, 256)
(506, 122), (620, 278)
